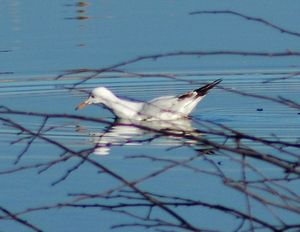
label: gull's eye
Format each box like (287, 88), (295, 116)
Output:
(90, 94), (95, 98)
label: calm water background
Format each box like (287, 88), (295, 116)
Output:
(1, 1), (300, 231)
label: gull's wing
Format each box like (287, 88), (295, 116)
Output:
(177, 79), (222, 100)
(141, 94), (198, 120)
(140, 79), (222, 120)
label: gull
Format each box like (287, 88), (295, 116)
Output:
(75, 79), (221, 120)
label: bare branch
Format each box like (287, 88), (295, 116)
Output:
(190, 10), (300, 38)
(0, 206), (42, 232)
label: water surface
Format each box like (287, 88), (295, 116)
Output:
(1, 1), (300, 231)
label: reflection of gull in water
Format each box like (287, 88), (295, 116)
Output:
(76, 79), (221, 120)
(90, 118), (210, 156)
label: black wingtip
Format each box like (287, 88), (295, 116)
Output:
(194, 79), (222, 96)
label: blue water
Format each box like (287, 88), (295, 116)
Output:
(1, 0), (300, 75)
(1, 1), (300, 231)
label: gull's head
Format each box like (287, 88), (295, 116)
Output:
(75, 87), (114, 110)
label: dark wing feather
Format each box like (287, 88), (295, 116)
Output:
(178, 92), (195, 101)
(178, 79), (222, 100)
(194, 79), (222, 97)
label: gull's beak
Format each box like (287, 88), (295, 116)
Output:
(75, 99), (91, 110)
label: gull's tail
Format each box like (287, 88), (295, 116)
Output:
(194, 79), (222, 97)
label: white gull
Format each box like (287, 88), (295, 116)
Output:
(75, 79), (221, 120)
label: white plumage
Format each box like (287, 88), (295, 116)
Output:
(76, 79), (221, 120)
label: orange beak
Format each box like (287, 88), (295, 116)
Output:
(75, 100), (89, 110)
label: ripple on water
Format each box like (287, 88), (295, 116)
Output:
(0, 71), (299, 153)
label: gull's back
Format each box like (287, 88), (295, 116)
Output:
(139, 79), (222, 120)
(140, 94), (201, 120)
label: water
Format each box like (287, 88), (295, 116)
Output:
(1, 1), (300, 231)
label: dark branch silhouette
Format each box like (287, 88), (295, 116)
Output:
(1, 8), (300, 232)
(0, 206), (42, 232)
(190, 10), (300, 38)
(57, 50), (300, 86)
